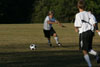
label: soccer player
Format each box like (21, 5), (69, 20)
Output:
(74, 0), (100, 67)
(43, 11), (64, 47)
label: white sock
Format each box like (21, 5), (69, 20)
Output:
(84, 54), (92, 67)
(89, 49), (97, 56)
(48, 40), (51, 44)
(54, 37), (59, 44)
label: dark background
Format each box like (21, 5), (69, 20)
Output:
(0, 0), (34, 23)
(0, 0), (100, 24)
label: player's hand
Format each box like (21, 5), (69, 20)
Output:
(98, 32), (100, 36)
(55, 21), (59, 24)
(75, 28), (79, 33)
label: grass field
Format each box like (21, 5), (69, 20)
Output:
(0, 23), (100, 67)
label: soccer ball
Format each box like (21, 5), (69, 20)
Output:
(30, 44), (36, 50)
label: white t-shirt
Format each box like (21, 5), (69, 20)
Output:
(74, 11), (96, 34)
(89, 13), (97, 24)
(89, 13), (97, 32)
(43, 16), (56, 30)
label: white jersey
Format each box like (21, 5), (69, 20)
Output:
(74, 11), (96, 34)
(89, 13), (97, 24)
(43, 16), (56, 30)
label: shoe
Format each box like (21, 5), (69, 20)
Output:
(48, 43), (52, 47)
(96, 54), (100, 64)
(57, 43), (62, 46)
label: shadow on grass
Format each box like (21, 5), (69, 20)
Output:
(0, 43), (99, 67)
(0, 50), (88, 67)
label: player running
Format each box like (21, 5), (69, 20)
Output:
(74, 0), (100, 67)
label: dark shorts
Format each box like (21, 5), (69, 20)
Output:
(43, 27), (56, 38)
(79, 30), (94, 52)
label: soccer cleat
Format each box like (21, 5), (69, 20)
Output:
(96, 54), (100, 64)
(57, 43), (62, 47)
(48, 43), (52, 47)
(97, 57), (100, 64)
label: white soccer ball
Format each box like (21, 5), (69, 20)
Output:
(30, 44), (36, 50)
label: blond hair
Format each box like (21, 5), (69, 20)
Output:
(48, 11), (54, 16)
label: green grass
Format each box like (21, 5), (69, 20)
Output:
(0, 23), (100, 67)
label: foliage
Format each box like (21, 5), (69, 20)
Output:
(0, 0), (100, 23)
(0, 24), (100, 67)
(32, 0), (77, 23)
(32, 0), (100, 23)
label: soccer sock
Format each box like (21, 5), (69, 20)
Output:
(48, 40), (50, 43)
(54, 37), (59, 44)
(48, 39), (51, 44)
(84, 54), (92, 67)
(89, 49), (97, 56)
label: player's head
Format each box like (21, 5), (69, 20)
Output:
(77, 0), (85, 10)
(48, 11), (54, 18)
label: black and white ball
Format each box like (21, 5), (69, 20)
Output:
(30, 44), (36, 50)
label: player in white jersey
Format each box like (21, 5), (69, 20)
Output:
(43, 11), (65, 47)
(74, 0), (100, 67)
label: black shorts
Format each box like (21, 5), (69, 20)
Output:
(43, 27), (56, 38)
(79, 30), (94, 52)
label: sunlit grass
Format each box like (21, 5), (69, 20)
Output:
(0, 23), (100, 67)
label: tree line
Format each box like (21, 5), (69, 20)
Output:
(0, 0), (100, 23)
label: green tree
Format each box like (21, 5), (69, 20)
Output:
(32, 0), (100, 23)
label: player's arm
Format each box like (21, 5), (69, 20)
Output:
(47, 21), (58, 24)
(90, 14), (100, 35)
(74, 14), (82, 33)
(91, 21), (100, 36)
(75, 27), (79, 33)
(95, 23), (100, 36)
(93, 23), (99, 32)
(55, 20), (65, 27)
(89, 13), (100, 33)
(95, 23), (99, 32)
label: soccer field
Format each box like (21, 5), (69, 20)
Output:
(0, 23), (100, 67)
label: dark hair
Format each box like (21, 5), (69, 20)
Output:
(48, 11), (54, 16)
(77, 0), (85, 9)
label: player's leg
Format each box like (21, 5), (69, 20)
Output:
(88, 32), (97, 56)
(50, 27), (61, 46)
(83, 50), (92, 67)
(88, 32), (100, 63)
(88, 45), (100, 63)
(53, 33), (62, 46)
(89, 49), (100, 63)
(79, 41), (92, 67)
(47, 33), (52, 47)
(53, 33), (59, 44)
(80, 31), (92, 67)
(47, 37), (52, 47)
(43, 29), (52, 47)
